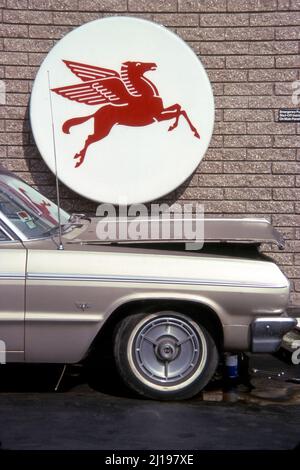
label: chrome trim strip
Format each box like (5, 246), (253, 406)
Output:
(27, 272), (288, 289)
(0, 222), (14, 241)
(0, 211), (27, 241)
(26, 312), (104, 322)
(0, 273), (24, 280)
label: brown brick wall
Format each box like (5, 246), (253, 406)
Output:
(0, 0), (300, 304)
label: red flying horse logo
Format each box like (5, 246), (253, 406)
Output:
(52, 60), (200, 168)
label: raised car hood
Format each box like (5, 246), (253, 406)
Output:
(63, 217), (285, 249)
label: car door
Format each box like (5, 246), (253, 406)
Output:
(0, 225), (26, 362)
(24, 245), (102, 364)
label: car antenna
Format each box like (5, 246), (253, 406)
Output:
(47, 70), (64, 250)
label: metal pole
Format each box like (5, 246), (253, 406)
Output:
(47, 70), (64, 250)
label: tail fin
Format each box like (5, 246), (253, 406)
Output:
(62, 114), (94, 134)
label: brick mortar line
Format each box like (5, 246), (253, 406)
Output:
(3, 50), (300, 56)
(4, 9), (291, 15)
(2, 37), (299, 42)
(1, 18), (300, 27)
(186, 39), (299, 42)
(1, 101), (298, 109)
(3, 156), (296, 162)
(2, 23), (298, 28)
(4, 38), (300, 42)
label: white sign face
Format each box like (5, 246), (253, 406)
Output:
(30, 17), (214, 205)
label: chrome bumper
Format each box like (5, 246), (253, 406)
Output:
(251, 317), (297, 353)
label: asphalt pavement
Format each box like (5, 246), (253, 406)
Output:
(0, 354), (299, 450)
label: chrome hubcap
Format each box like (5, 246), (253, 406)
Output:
(132, 316), (203, 385)
(155, 337), (179, 362)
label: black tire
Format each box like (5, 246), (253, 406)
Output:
(113, 311), (219, 400)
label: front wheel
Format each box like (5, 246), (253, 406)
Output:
(114, 311), (219, 400)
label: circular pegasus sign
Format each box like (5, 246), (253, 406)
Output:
(30, 17), (214, 205)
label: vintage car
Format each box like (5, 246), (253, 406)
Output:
(0, 167), (296, 400)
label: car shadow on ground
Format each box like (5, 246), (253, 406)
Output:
(0, 353), (299, 405)
(0, 355), (300, 450)
(0, 361), (135, 398)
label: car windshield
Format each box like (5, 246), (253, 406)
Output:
(0, 173), (70, 239)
